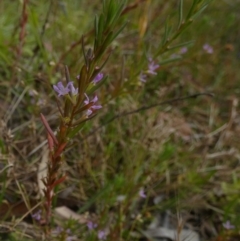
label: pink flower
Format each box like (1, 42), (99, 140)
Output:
(53, 81), (78, 96)
(84, 94), (102, 116)
(139, 189), (146, 198)
(93, 73), (104, 84)
(53, 82), (70, 96)
(139, 72), (147, 83)
(67, 82), (78, 95)
(98, 230), (107, 240)
(179, 47), (188, 54)
(87, 221), (98, 230)
(223, 220), (235, 230)
(203, 43), (213, 54)
(148, 58), (159, 75)
(32, 210), (42, 221)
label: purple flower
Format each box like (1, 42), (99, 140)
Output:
(53, 82), (70, 96)
(53, 226), (63, 235)
(203, 43), (213, 54)
(179, 47), (188, 54)
(98, 230), (107, 240)
(139, 72), (147, 83)
(52, 227), (75, 241)
(67, 82), (78, 95)
(148, 58), (159, 75)
(66, 229), (75, 241)
(66, 237), (74, 241)
(32, 210), (42, 221)
(223, 220), (235, 230)
(93, 73), (104, 84)
(87, 221), (98, 230)
(139, 189), (146, 198)
(84, 94), (102, 116)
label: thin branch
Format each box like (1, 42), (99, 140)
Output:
(84, 92), (214, 139)
(29, 0), (53, 63)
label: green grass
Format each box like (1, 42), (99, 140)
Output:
(0, 0), (239, 240)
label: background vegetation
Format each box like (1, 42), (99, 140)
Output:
(0, 0), (239, 240)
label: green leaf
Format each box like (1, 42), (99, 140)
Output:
(98, 14), (104, 41)
(190, 4), (209, 20)
(178, 0), (183, 29)
(108, 1), (125, 29)
(98, 21), (127, 59)
(67, 122), (85, 139)
(103, 0), (106, 14)
(168, 40), (194, 51)
(106, 0), (116, 26)
(77, 65), (88, 105)
(81, 37), (87, 67)
(64, 66), (71, 83)
(95, 31), (114, 62)
(110, 20), (127, 43)
(162, 17), (170, 46)
(94, 15), (98, 38)
(170, 20), (192, 43)
(160, 56), (182, 65)
(186, 0), (199, 20)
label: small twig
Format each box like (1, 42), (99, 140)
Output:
(121, 0), (147, 15)
(12, 201), (43, 230)
(29, 0), (53, 64)
(0, 164), (13, 175)
(18, 0), (29, 57)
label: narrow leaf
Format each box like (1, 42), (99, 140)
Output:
(64, 65), (71, 83)
(81, 36), (87, 67)
(47, 133), (54, 151)
(54, 142), (67, 158)
(108, 2), (125, 28)
(94, 15), (98, 38)
(168, 40), (194, 50)
(162, 17), (170, 46)
(67, 122), (85, 139)
(77, 65), (88, 105)
(98, 14), (104, 42)
(109, 21), (127, 44)
(190, 4), (209, 20)
(160, 56), (182, 65)
(40, 113), (58, 145)
(178, 0), (183, 29)
(186, 0), (198, 20)
(50, 175), (67, 189)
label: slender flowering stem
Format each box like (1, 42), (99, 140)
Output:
(39, 1), (127, 237)
(42, 69), (103, 239)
